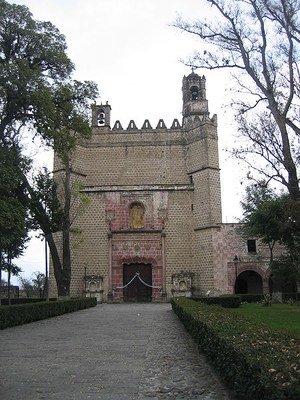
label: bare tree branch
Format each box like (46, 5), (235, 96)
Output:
(175, 0), (300, 201)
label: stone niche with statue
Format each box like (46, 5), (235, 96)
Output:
(84, 274), (103, 303)
(171, 271), (194, 297)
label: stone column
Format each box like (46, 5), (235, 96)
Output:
(107, 231), (113, 301)
(161, 230), (167, 296)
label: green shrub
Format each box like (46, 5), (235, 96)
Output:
(262, 293), (272, 306)
(0, 298), (45, 306)
(282, 293), (300, 303)
(192, 295), (241, 308)
(239, 294), (265, 303)
(171, 297), (300, 400)
(0, 297), (97, 330)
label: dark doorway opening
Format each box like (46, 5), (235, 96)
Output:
(123, 263), (152, 302)
(235, 270), (263, 294)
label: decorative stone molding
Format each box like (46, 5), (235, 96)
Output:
(84, 274), (103, 303)
(171, 271), (194, 297)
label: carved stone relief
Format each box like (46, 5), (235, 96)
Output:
(130, 203), (145, 229)
(84, 274), (103, 303)
(171, 271), (194, 297)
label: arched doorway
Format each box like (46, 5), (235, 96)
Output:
(123, 263), (152, 302)
(235, 270), (263, 294)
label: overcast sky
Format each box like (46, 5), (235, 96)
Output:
(9, 0), (245, 282)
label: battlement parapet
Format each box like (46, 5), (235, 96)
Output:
(110, 118), (181, 132)
(92, 115), (217, 136)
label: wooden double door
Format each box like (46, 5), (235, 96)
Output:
(123, 263), (152, 302)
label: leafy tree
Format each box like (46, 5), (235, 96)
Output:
(241, 183), (286, 263)
(30, 168), (63, 233)
(241, 182), (300, 287)
(241, 182), (277, 218)
(0, 1), (98, 297)
(175, 0), (300, 213)
(32, 271), (46, 298)
(26, 80), (97, 297)
(271, 254), (299, 290)
(0, 277), (7, 286)
(19, 276), (34, 297)
(2, 260), (22, 305)
(19, 272), (46, 298)
(49, 81), (95, 296)
(0, 0), (73, 140)
(0, 143), (30, 304)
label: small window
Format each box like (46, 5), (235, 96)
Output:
(247, 239), (256, 253)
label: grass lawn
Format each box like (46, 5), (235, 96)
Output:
(229, 303), (300, 339)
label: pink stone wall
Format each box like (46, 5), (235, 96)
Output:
(105, 192), (166, 301)
(212, 223), (285, 294)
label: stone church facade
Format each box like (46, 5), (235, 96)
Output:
(50, 72), (278, 302)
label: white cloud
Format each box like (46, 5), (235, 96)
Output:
(9, 0), (244, 280)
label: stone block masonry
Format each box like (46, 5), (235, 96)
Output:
(51, 72), (269, 301)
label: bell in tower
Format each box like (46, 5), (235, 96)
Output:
(98, 110), (105, 126)
(92, 102), (112, 128)
(182, 72), (209, 126)
(191, 86), (199, 100)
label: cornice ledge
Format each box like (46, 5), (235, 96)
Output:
(81, 184), (194, 193)
(194, 224), (221, 231)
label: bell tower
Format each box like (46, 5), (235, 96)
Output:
(181, 71), (222, 295)
(92, 102), (111, 127)
(182, 72), (209, 127)
(182, 71), (222, 226)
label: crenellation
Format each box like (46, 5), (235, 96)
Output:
(141, 119), (153, 130)
(170, 118), (181, 129)
(112, 120), (123, 130)
(95, 119), (184, 133)
(156, 119), (167, 129)
(127, 120), (138, 130)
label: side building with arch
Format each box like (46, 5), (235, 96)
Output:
(49, 72), (287, 301)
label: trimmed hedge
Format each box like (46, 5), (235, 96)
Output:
(239, 294), (264, 303)
(171, 297), (300, 400)
(0, 297), (97, 330)
(282, 293), (300, 302)
(0, 298), (47, 306)
(192, 295), (241, 308)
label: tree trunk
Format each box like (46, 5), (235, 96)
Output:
(61, 164), (72, 298)
(270, 114), (300, 228)
(22, 173), (70, 298)
(276, 118), (300, 201)
(0, 249), (2, 306)
(43, 163), (73, 299)
(7, 258), (11, 306)
(46, 233), (66, 297)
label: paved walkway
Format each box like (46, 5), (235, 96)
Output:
(0, 303), (233, 400)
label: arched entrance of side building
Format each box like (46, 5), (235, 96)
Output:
(235, 270), (263, 294)
(123, 263), (152, 302)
